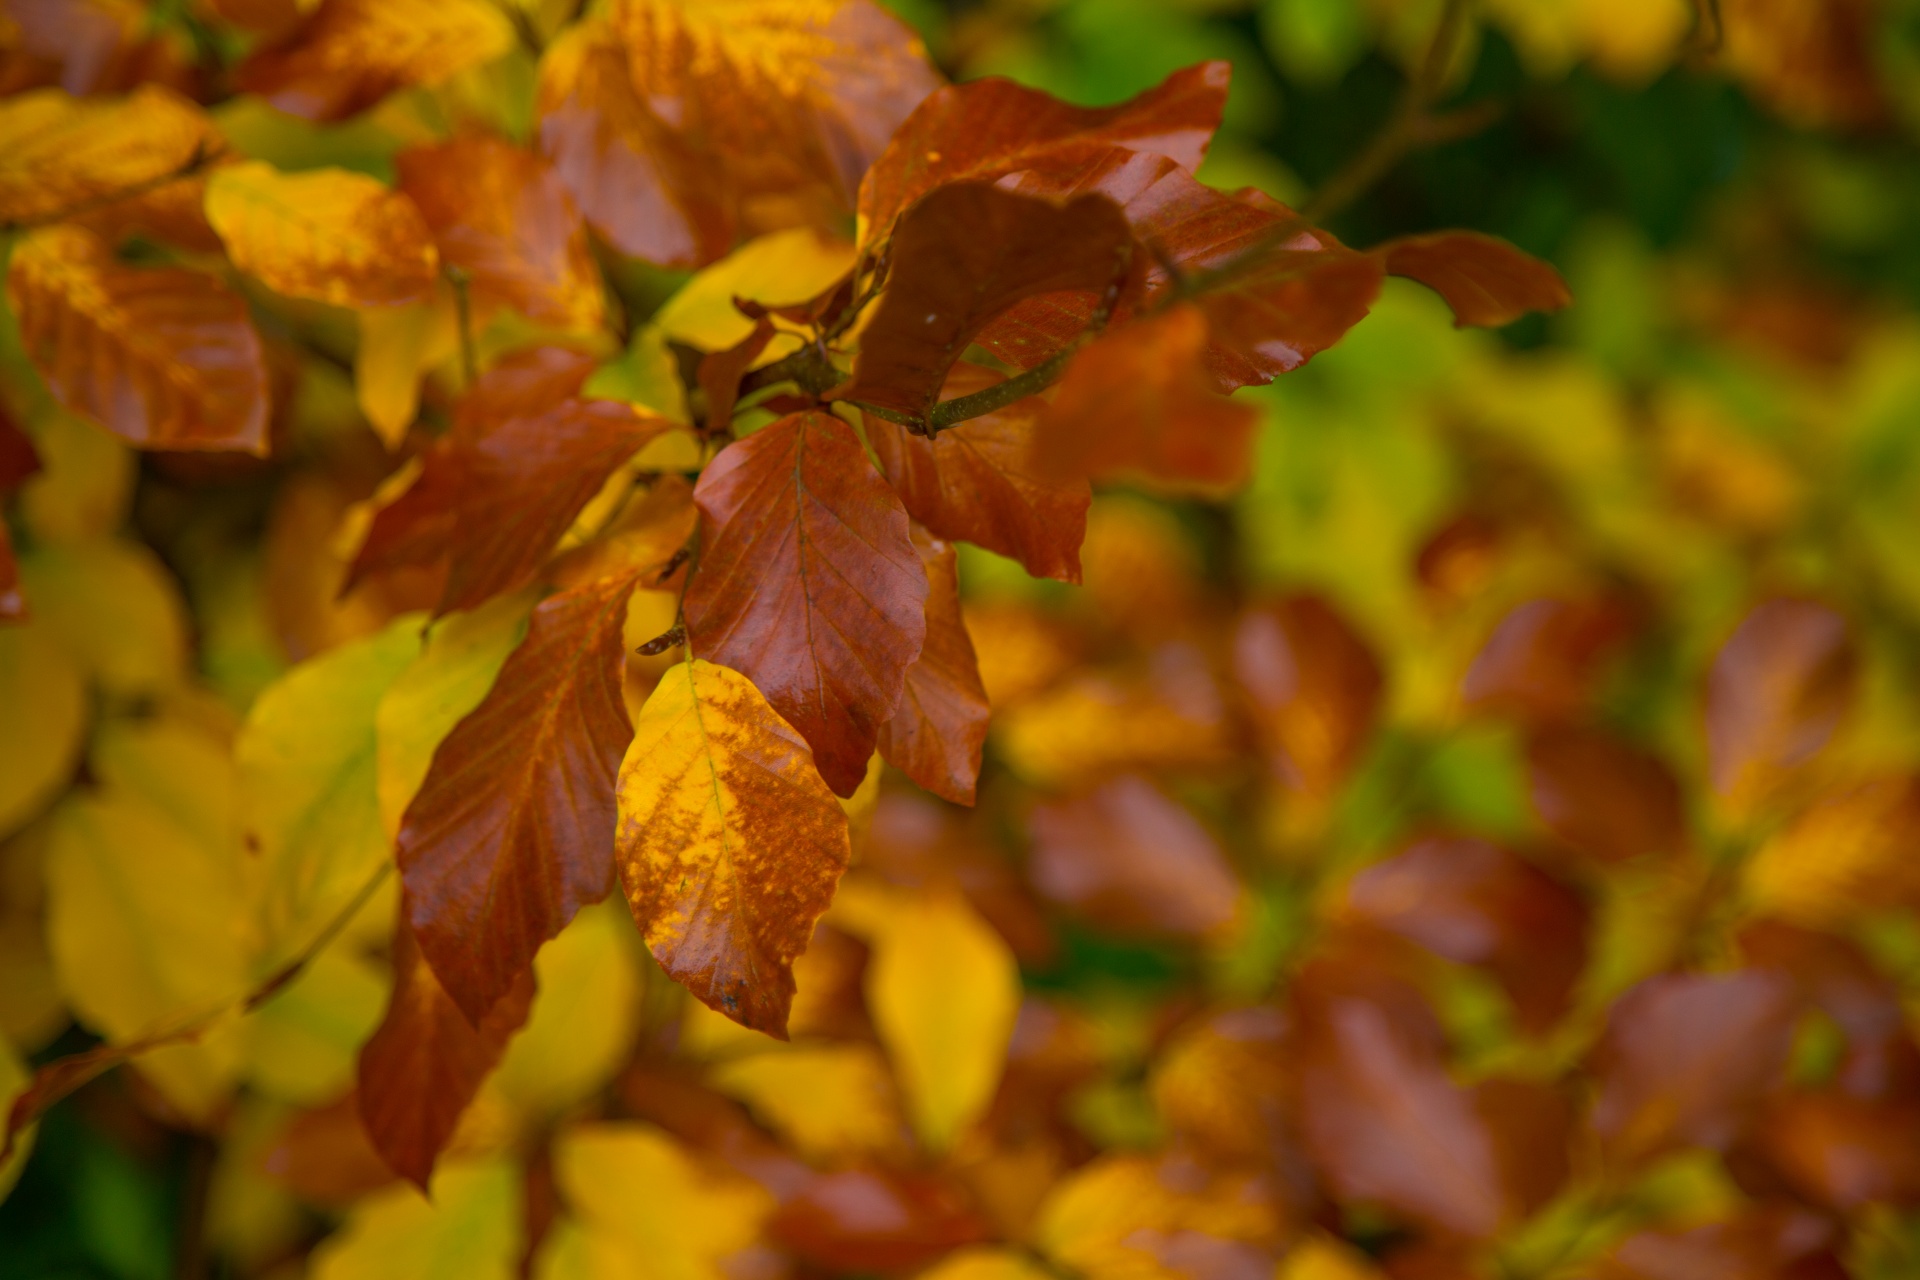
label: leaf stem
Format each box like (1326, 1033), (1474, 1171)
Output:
(447, 266), (479, 390)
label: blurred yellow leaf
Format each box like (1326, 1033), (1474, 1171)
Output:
(356, 296), (459, 449)
(1278, 1237), (1388, 1280)
(244, 946), (387, 1104)
(0, 1033), (32, 1200)
(708, 1043), (904, 1160)
(16, 415), (133, 544)
(918, 1249), (1055, 1280)
(0, 621), (86, 838)
(652, 228), (856, 352)
(18, 537), (189, 698)
(1037, 1155), (1282, 1280)
(1745, 778), (1920, 926)
(492, 903), (643, 1119)
(310, 1157), (522, 1280)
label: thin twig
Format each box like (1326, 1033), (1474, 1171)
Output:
(446, 266), (479, 390)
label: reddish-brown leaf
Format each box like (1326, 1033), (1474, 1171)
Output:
(697, 314), (776, 437)
(7, 224), (268, 453)
(1762, 1093), (1920, 1211)
(877, 527), (989, 806)
(683, 411), (928, 797)
(1461, 596), (1639, 721)
(1192, 244), (1385, 392)
(1720, 0), (1887, 130)
(0, 524), (22, 624)
(1033, 305), (1262, 493)
(1705, 598), (1857, 815)
(1232, 595), (1384, 803)
(235, 0), (513, 122)
(1588, 971), (1800, 1169)
(261, 1093), (399, 1206)
(1474, 1077), (1573, 1218)
(1027, 775), (1242, 940)
(1344, 836), (1589, 1033)
(396, 136), (605, 332)
(838, 183), (1134, 425)
(769, 1167), (993, 1272)
(1524, 725), (1687, 864)
(866, 363), (1089, 583)
(1379, 232), (1572, 329)
(535, 20), (732, 267)
(399, 569), (643, 1025)
(0, 411), (40, 492)
(857, 60), (1230, 240)
(1592, 1206), (1846, 1280)
(1737, 922), (1920, 1102)
(357, 919), (535, 1189)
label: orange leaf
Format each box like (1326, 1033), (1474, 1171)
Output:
(7, 224), (268, 453)
(1705, 598), (1857, 816)
(397, 136), (605, 333)
(0, 85), (213, 226)
(877, 527), (988, 806)
(770, 1168), (992, 1273)
(1232, 595), (1384, 803)
(1192, 243), (1384, 391)
(356, 919), (534, 1189)
(236, 0), (513, 122)
(1762, 1092), (1920, 1211)
(684, 411), (928, 796)
(839, 183), (1134, 425)
(1524, 725), (1687, 864)
(1461, 595), (1639, 722)
(858, 60), (1229, 241)
(866, 363), (1089, 583)
(1379, 231), (1571, 329)
(398, 568), (645, 1025)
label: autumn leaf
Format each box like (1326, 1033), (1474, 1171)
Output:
(838, 184), (1135, 426)
(683, 411), (928, 796)
(1380, 231), (1573, 329)
(707, 1043), (904, 1159)
(1232, 595), (1384, 805)
(0, 622), (86, 835)
(0, 85), (213, 227)
(205, 162), (440, 308)
(1705, 597), (1857, 816)
(8, 224), (269, 453)
(1036, 1154), (1284, 1279)
(490, 903), (643, 1119)
(309, 1156), (523, 1280)
(1744, 777), (1920, 927)
(771, 1167), (993, 1272)
(616, 659), (852, 1035)
(877, 528), (989, 806)
(1462, 596), (1639, 721)
(1524, 725), (1687, 864)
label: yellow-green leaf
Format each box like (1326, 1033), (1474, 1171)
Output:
(310, 1158), (522, 1280)
(0, 621), (86, 839)
(492, 902), (644, 1118)
(18, 537), (189, 698)
(651, 229), (857, 352)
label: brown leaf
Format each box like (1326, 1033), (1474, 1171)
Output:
(866, 363), (1090, 583)
(1588, 970), (1800, 1169)
(7, 224), (268, 453)
(1461, 596), (1638, 721)
(535, 20), (732, 268)
(1762, 1092), (1920, 1212)
(0, 410), (40, 492)
(1379, 232), (1572, 329)
(0, 524), (21, 624)
(1344, 836), (1588, 1033)
(1524, 726), (1687, 864)
(769, 1167), (993, 1272)
(1720, 0), (1887, 130)
(857, 60), (1230, 241)
(1592, 1206), (1845, 1280)
(399, 569), (642, 1025)
(696, 314), (776, 437)
(357, 919), (535, 1189)
(1232, 595), (1384, 804)
(261, 1093), (399, 1206)
(396, 136), (605, 333)
(878, 527), (989, 806)
(838, 183), (1135, 425)
(1737, 921), (1920, 1101)
(1705, 598), (1857, 815)
(236, 0), (513, 122)
(1027, 776), (1242, 940)
(684, 411), (928, 797)
(0, 85), (213, 226)
(1033, 305), (1262, 493)
(1191, 243), (1385, 392)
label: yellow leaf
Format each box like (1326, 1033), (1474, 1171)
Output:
(1277, 1238), (1389, 1280)
(16, 415), (134, 545)
(206, 161), (440, 308)
(0, 822), (65, 1048)
(310, 1158), (523, 1280)
(237, 616), (423, 951)
(1036, 1156), (1282, 1280)
(544, 1123), (771, 1280)
(0, 621), (86, 839)
(616, 659), (852, 1036)
(652, 228), (857, 352)
(995, 671), (1230, 790)
(918, 1249), (1056, 1280)
(243, 946), (387, 1104)
(866, 887), (1020, 1152)
(492, 903), (644, 1118)
(708, 1042), (904, 1159)
(585, 324), (693, 424)
(18, 537), (189, 698)
(0, 86), (213, 225)
(1745, 778), (1920, 926)
(356, 295), (459, 448)
(375, 591), (535, 838)
(0, 1033), (33, 1201)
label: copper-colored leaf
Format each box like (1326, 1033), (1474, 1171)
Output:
(1033, 305), (1262, 493)
(1379, 232), (1572, 330)
(857, 61), (1229, 240)
(1027, 775), (1242, 940)
(839, 183), (1134, 425)
(1345, 836), (1588, 1033)
(1762, 1092), (1920, 1211)
(1592, 1206), (1846, 1280)
(1705, 598), (1857, 815)
(1461, 596), (1638, 721)
(7, 224), (268, 453)
(1524, 725), (1687, 864)
(770, 1167), (993, 1272)
(236, 0), (513, 122)
(0, 412), (40, 492)
(878, 528), (989, 806)
(1588, 971), (1799, 1169)
(396, 136), (605, 332)
(0, 85), (213, 226)
(398, 569), (642, 1025)
(867, 363), (1089, 583)
(535, 20), (732, 268)
(616, 659), (852, 1035)
(1233, 595), (1384, 803)
(356, 919), (534, 1189)
(1191, 244), (1385, 392)
(684, 411), (928, 796)
(205, 161), (439, 308)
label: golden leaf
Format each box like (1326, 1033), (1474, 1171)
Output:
(0, 86), (212, 226)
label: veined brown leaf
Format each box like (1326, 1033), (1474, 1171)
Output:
(877, 528), (989, 806)
(7, 224), (269, 453)
(236, 0), (514, 122)
(857, 60), (1230, 241)
(0, 85), (213, 226)
(616, 659), (852, 1036)
(839, 184), (1135, 425)
(396, 137), (605, 333)
(399, 569), (644, 1025)
(1381, 231), (1573, 329)
(357, 921), (534, 1189)
(684, 411), (928, 797)
(206, 162), (439, 308)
